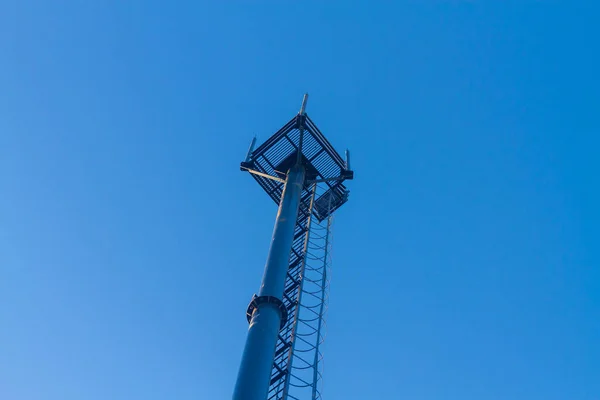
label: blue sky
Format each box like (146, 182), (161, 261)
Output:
(1, 1), (599, 399)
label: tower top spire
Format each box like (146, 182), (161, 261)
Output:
(299, 93), (309, 115)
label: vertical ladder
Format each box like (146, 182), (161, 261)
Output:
(266, 185), (314, 400)
(267, 183), (333, 400)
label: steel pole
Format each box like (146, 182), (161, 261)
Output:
(233, 164), (306, 400)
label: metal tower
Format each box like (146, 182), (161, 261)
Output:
(233, 95), (353, 400)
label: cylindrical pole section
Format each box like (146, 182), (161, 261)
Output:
(233, 164), (306, 400)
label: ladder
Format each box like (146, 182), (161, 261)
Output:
(268, 183), (332, 400)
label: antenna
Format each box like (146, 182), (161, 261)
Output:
(299, 93), (309, 115)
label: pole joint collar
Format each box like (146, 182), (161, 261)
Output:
(246, 294), (288, 330)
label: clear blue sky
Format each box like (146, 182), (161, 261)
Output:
(1, 2), (599, 399)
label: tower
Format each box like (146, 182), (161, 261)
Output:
(233, 95), (353, 400)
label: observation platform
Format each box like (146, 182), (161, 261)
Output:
(240, 96), (353, 221)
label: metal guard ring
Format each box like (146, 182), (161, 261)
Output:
(246, 294), (288, 330)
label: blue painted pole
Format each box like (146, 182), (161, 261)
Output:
(233, 164), (306, 400)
